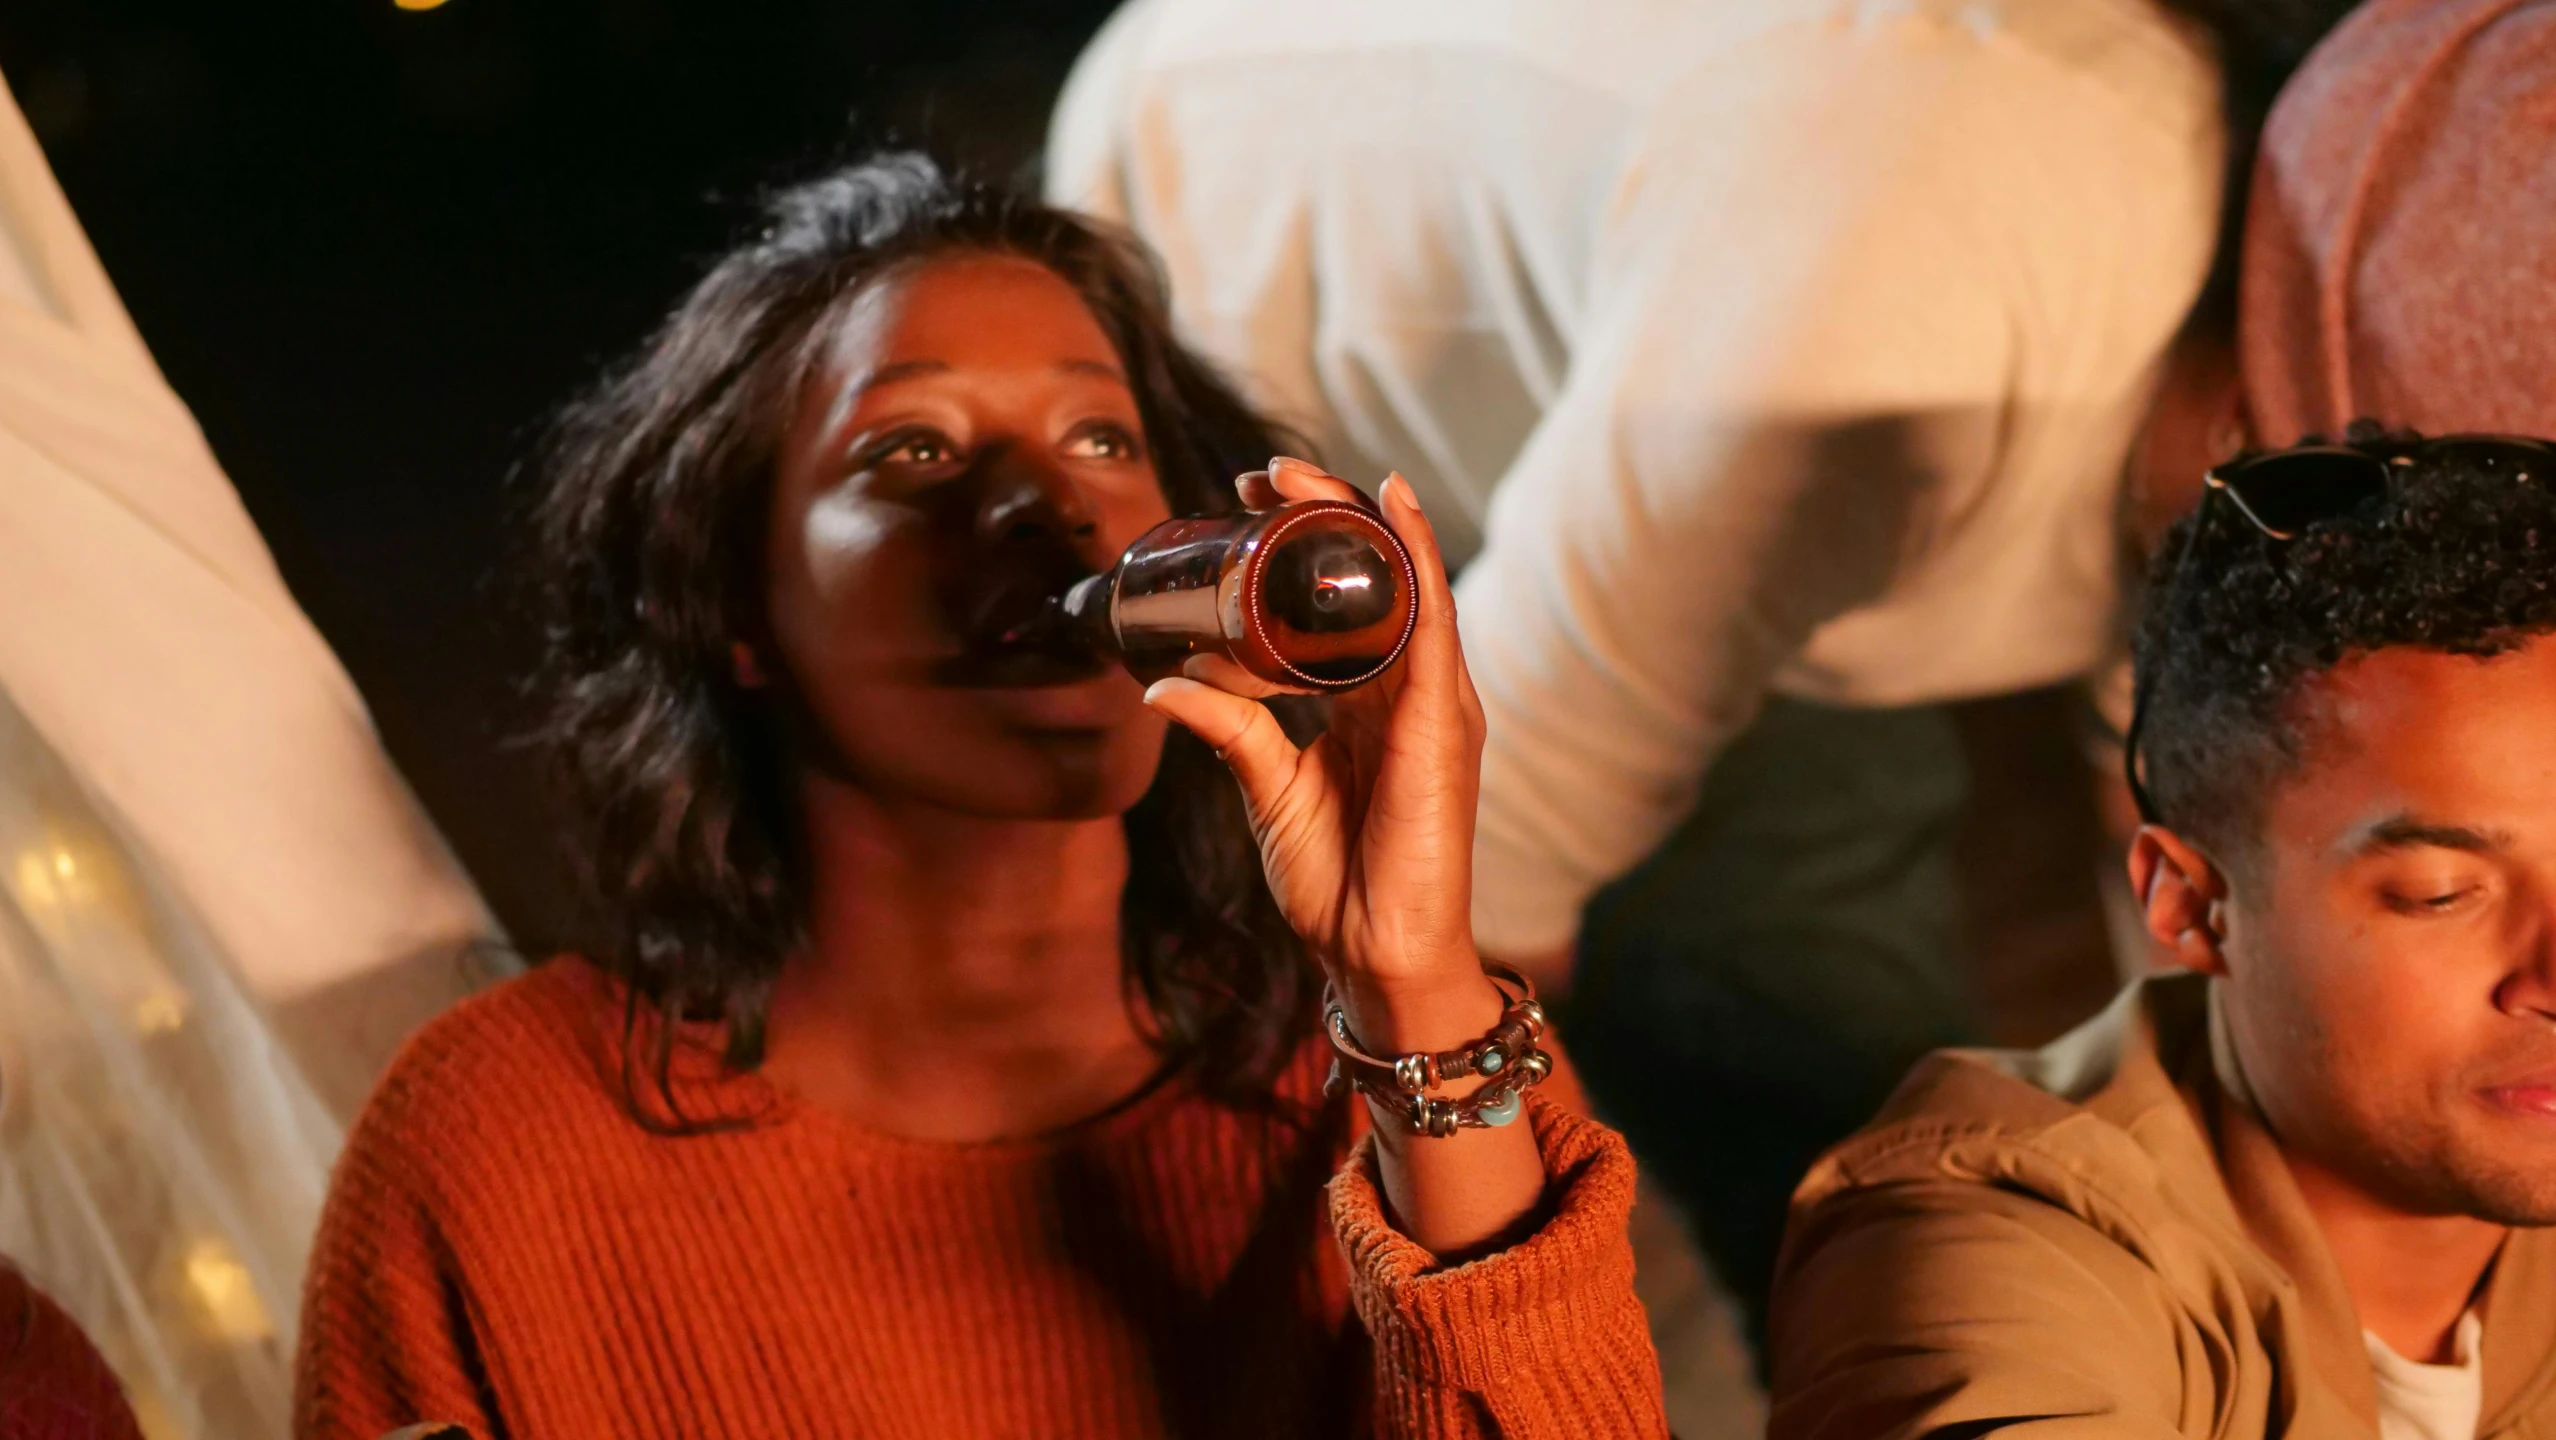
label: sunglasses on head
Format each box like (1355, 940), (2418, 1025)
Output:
(2121, 434), (2556, 825)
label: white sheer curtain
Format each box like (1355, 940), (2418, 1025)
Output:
(0, 73), (500, 1438)
(0, 688), (337, 1437)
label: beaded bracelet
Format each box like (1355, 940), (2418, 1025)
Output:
(1320, 962), (1552, 1136)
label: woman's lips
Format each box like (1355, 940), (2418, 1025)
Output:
(933, 574), (1110, 692)
(947, 556), (1100, 668)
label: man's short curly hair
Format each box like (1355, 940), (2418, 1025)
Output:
(2133, 429), (2556, 859)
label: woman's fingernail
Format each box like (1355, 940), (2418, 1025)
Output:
(1143, 678), (1188, 706)
(1387, 472), (1419, 509)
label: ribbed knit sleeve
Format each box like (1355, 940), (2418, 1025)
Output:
(295, 1032), (500, 1440)
(1329, 1097), (1667, 1438)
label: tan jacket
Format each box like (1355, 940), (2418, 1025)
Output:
(1768, 974), (2556, 1438)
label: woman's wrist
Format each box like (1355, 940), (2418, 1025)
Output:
(1332, 960), (1509, 1057)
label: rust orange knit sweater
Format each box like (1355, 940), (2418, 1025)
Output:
(294, 959), (1666, 1439)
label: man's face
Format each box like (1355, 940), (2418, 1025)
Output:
(2218, 634), (2556, 1224)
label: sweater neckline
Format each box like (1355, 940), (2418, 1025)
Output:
(755, 1050), (1203, 1162)
(552, 954), (1219, 1163)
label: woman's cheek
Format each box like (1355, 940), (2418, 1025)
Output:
(784, 495), (947, 666)
(795, 491), (903, 601)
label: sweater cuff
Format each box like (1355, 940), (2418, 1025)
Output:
(1329, 1093), (1643, 1390)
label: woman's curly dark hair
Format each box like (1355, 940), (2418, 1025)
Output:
(525, 153), (1317, 1111)
(2133, 427), (2556, 858)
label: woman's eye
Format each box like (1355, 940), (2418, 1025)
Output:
(869, 430), (960, 467)
(1064, 423), (1142, 461)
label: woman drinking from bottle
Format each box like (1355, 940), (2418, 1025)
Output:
(292, 155), (1664, 1440)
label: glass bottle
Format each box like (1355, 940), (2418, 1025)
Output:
(1043, 499), (1419, 690)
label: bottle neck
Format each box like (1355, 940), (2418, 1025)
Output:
(1049, 572), (1120, 657)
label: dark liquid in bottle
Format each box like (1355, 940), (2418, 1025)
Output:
(1040, 499), (1418, 690)
(1256, 524), (1407, 682)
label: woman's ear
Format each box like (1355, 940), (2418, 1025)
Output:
(2127, 825), (2231, 978)
(731, 640), (770, 689)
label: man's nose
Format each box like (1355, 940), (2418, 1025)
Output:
(2494, 889), (2556, 1024)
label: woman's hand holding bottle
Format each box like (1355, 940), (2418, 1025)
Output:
(1142, 457), (1546, 1256)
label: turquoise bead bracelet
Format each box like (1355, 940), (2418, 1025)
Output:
(1320, 961), (1552, 1137)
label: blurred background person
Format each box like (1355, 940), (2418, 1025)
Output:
(2240, 0), (2556, 446)
(0, 72), (494, 1440)
(1046, 0), (2356, 1358)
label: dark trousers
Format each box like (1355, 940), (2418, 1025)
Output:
(1566, 695), (1977, 1350)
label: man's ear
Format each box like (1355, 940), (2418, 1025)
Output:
(2127, 825), (2231, 978)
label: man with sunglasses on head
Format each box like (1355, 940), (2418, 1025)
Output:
(1767, 432), (2556, 1439)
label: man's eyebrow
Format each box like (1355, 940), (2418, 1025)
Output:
(2356, 815), (2514, 855)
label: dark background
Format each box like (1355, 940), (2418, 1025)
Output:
(0, 0), (1118, 944)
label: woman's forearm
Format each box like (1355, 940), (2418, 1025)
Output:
(1342, 967), (1554, 1258)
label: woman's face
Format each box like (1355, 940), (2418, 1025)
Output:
(760, 254), (1175, 819)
